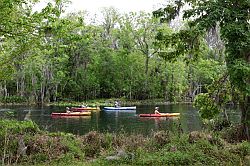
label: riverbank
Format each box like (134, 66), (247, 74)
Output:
(48, 99), (192, 107)
(0, 98), (192, 107)
(1, 119), (249, 165)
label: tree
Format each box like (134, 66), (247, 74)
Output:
(118, 12), (161, 98)
(0, 0), (71, 103)
(119, 12), (159, 75)
(154, 0), (250, 139)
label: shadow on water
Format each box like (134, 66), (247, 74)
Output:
(0, 104), (240, 135)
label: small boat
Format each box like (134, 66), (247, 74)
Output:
(51, 112), (91, 116)
(51, 115), (91, 119)
(103, 106), (136, 111)
(70, 107), (99, 112)
(139, 113), (180, 117)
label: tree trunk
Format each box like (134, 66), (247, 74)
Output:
(40, 82), (44, 105)
(223, 108), (229, 123)
(3, 80), (8, 97)
(241, 54), (250, 140)
(240, 95), (250, 140)
(145, 53), (149, 76)
(16, 80), (19, 96)
(0, 84), (3, 96)
(53, 84), (58, 102)
(31, 73), (37, 103)
(20, 73), (25, 97)
(16, 72), (25, 97)
(187, 65), (194, 102)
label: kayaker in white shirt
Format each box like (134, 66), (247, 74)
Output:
(154, 107), (160, 114)
(66, 107), (71, 113)
(114, 101), (121, 107)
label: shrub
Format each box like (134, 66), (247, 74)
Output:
(153, 130), (171, 146)
(0, 96), (26, 104)
(81, 131), (104, 157)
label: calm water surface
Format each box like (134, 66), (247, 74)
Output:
(0, 104), (240, 135)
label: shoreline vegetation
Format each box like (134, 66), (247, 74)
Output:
(0, 98), (192, 107)
(0, 119), (250, 166)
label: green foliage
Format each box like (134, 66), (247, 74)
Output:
(194, 93), (221, 120)
(0, 95), (27, 103)
(103, 133), (114, 150)
(81, 131), (104, 157)
(228, 141), (250, 157)
(154, 1), (250, 137)
(0, 0), (247, 109)
(61, 135), (85, 159)
(0, 120), (40, 164)
(228, 59), (250, 94)
(192, 59), (226, 85)
(0, 119), (39, 135)
(1, 110), (15, 119)
(194, 72), (235, 120)
(0, 120), (250, 165)
(128, 138), (241, 166)
(0, 1), (185, 102)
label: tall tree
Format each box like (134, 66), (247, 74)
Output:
(0, 0), (42, 98)
(120, 12), (159, 75)
(118, 12), (161, 98)
(154, 0), (250, 139)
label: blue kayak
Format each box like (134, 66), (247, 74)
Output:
(103, 106), (136, 111)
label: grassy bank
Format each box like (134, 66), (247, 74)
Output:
(0, 97), (192, 107)
(47, 99), (191, 107)
(1, 119), (250, 165)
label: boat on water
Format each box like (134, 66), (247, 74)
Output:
(70, 107), (99, 112)
(139, 113), (180, 117)
(51, 111), (91, 116)
(103, 106), (136, 111)
(51, 115), (91, 119)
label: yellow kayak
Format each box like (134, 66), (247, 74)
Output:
(70, 107), (100, 111)
(51, 111), (91, 116)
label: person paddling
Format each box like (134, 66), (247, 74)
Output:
(66, 107), (71, 113)
(154, 107), (160, 114)
(114, 100), (121, 107)
(80, 104), (87, 108)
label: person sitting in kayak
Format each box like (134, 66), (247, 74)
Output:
(66, 107), (71, 113)
(80, 104), (87, 108)
(114, 100), (120, 107)
(154, 107), (160, 114)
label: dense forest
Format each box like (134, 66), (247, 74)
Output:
(0, 0), (249, 136)
(0, 0), (226, 104)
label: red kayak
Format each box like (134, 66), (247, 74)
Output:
(139, 113), (180, 117)
(51, 112), (91, 116)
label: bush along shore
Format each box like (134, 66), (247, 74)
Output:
(1, 119), (250, 166)
(0, 97), (191, 107)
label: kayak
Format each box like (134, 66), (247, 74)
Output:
(139, 113), (180, 117)
(51, 112), (91, 116)
(103, 106), (136, 112)
(70, 107), (99, 111)
(103, 106), (136, 110)
(51, 115), (91, 119)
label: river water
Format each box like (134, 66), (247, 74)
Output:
(0, 104), (240, 135)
